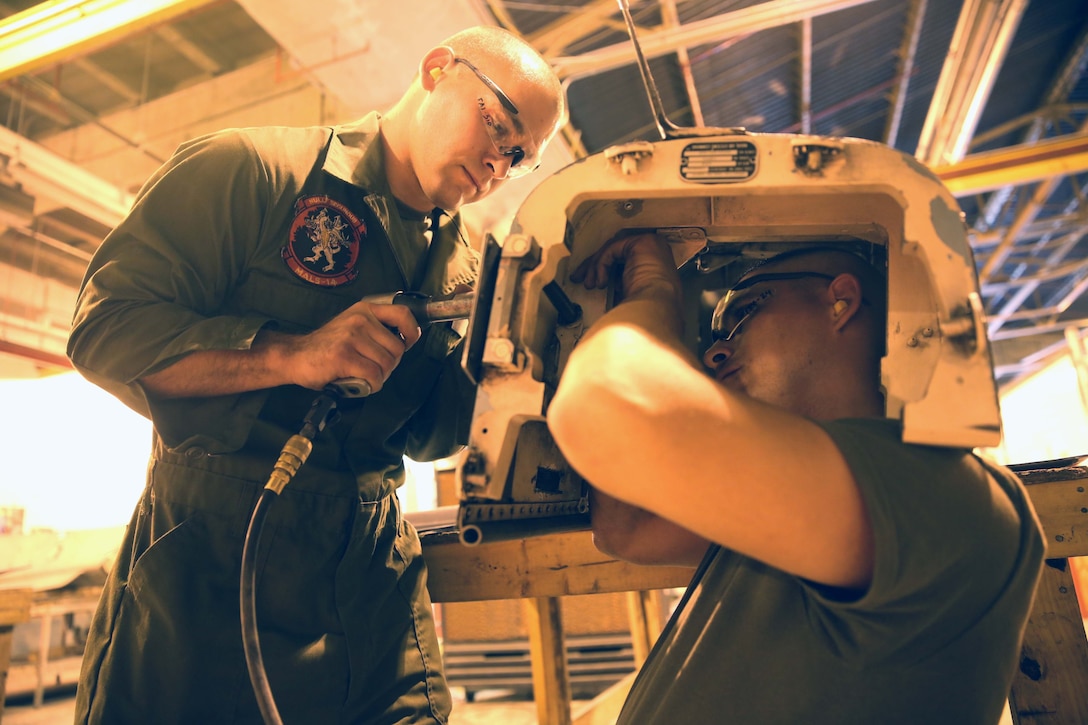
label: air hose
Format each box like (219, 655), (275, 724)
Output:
(239, 290), (475, 724)
(241, 391), (339, 725)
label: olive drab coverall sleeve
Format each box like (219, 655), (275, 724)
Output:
(68, 119), (478, 460)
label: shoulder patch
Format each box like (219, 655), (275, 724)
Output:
(282, 195), (365, 286)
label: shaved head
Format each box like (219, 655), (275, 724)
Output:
(443, 26), (566, 131)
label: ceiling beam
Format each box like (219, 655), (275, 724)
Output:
(979, 172), (1067, 284)
(484, 0), (519, 36)
(0, 124), (132, 228)
(975, 19), (1088, 230)
(661, 0), (704, 127)
(0, 2), (142, 103)
(0, 0), (221, 84)
(549, 0), (880, 80)
(982, 248), (1088, 294)
(883, 0), (927, 148)
(914, 0), (1029, 167)
(799, 16), (812, 134)
(14, 73), (167, 166)
(0, 81), (72, 126)
(153, 23), (221, 74)
(528, 0), (620, 57)
(974, 20), (1088, 156)
(36, 213), (110, 249)
(984, 210), (1087, 335)
(972, 208), (1088, 250)
(990, 317), (1088, 341)
(933, 130), (1088, 196)
(72, 56), (140, 103)
(989, 281), (1088, 325)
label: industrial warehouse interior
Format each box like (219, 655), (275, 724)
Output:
(1, 1), (1087, 724)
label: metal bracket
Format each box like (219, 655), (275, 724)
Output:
(940, 292), (986, 358)
(482, 235), (541, 371)
(792, 142), (843, 175)
(605, 141), (655, 175)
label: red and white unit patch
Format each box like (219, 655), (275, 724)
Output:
(281, 195), (366, 286)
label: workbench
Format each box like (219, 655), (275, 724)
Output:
(415, 464), (1088, 725)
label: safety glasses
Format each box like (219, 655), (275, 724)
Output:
(454, 57), (541, 178)
(711, 272), (836, 342)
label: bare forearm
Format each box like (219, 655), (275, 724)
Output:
(139, 300), (422, 399)
(139, 330), (299, 397)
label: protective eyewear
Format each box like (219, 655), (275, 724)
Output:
(711, 272), (836, 342)
(454, 57), (541, 178)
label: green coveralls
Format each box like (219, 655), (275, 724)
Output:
(67, 114), (477, 724)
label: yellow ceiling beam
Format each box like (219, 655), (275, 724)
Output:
(528, 0), (623, 58)
(0, 0), (220, 83)
(550, 0), (878, 80)
(934, 131), (1088, 196)
(914, 0), (1029, 167)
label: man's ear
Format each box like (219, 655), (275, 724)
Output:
(420, 45), (455, 91)
(828, 273), (862, 329)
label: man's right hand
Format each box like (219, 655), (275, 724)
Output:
(279, 300), (423, 393)
(571, 232), (682, 306)
(139, 300), (422, 399)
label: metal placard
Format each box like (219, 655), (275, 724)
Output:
(681, 140), (757, 183)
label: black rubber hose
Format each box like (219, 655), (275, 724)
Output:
(241, 489), (284, 725)
(239, 392), (338, 724)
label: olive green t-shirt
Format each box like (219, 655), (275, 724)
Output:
(618, 418), (1044, 725)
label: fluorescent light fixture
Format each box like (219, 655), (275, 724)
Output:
(0, 0), (218, 83)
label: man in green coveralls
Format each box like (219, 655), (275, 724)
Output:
(548, 235), (1045, 724)
(67, 26), (564, 724)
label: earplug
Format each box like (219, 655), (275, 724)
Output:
(833, 300), (848, 315)
(429, 67), (442, 81)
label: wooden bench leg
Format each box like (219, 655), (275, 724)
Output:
(624, 590), (664, 668)
(0, 589), (33, 725)
(525, 596), (572, 725)
(0, 625), (14, 725)
(1008, 559), (1088, 724)
(566, 589), (668, 724)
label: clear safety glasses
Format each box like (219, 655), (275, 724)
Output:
(454, 57), (542, 178)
